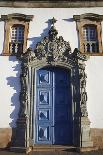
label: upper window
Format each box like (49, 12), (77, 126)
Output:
(83, 25), (99, 53)
(73, 13), (103, 55)
(11, 25), (24, 42)
(1, 13), (33, 56)
(10, 25), (24, 54)
(83, 25), (97, 41)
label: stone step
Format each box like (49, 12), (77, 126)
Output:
(32, 145), (76, 152)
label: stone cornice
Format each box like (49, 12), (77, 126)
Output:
(1, 13), (34, 21)
(73, 13), (103, 21)
(0, 1), (103, 8)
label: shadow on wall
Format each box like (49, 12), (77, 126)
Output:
(63, 18), (80, 49)
(7, 20), (52, 127)
(5, 21), (54, 148)
(6, 56), (21, 128)
(28, 20), (51, 50)
(7, 18), (74, 128)
(28, 18), (80, 51)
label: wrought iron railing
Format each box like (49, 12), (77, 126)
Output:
(9, 42), (23, 54)
(83, 41), (99, 53)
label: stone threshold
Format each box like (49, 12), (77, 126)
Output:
(32, 145), (76, 152)
(10, 145), (99, 153)
(32, 145), (99, 153)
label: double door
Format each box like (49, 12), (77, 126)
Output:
(35, 67), (72, 145)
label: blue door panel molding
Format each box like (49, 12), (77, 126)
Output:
(35, 69), (53, 144)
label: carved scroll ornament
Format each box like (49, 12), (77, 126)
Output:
(15, 18), (90, 149)
(22, 23), (72, 64)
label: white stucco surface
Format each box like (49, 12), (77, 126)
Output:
(0, 56), (21, 128)
(0, 7), (103, 128)
(86, 57), (103, 128)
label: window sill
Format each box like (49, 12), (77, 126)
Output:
(1, 53), (21, 57)
(81, 52), (103, 56)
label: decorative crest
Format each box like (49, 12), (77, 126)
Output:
(49, 17), (58, 40)
(23, 18), (88, 65)
(49, 17), (57, 26)
(23, 17), (73, 64)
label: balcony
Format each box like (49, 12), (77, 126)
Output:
(9, 42), (23, 55)
(83, 41), (99, 53)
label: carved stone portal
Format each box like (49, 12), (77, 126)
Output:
(11, 18), (93, 151)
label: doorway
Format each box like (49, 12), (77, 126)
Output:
(34, 67), (73, 145)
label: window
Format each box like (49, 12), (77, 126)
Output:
(9, 25), (24, 54)
(73, 13), (103, 55)
(83, 26), (97, 41)
(83, 25), (98, 53)
(1, 13), (33, 56)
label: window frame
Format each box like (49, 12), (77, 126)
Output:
(82, 24), (99, 53)
(1, 13), (33, 56)
(73, 13), (103, 56)
(83, 25), (97, 41)
(11, 24), (25, 43)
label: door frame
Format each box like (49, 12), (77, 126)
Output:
(12, 49), (91, 151)
(12, 24), (92, 150)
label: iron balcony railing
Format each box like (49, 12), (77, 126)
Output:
(83, 41), (99, 53)
(9, 42), (23, 54)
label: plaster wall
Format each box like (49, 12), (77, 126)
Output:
(0, 7), (103, 128)
(0, 56), (21, 128)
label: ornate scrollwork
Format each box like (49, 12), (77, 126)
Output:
(23, 18), (71, 64)
(15, 17), (91, 149)
(79, 65), (88, 117)
(19, 62), (28, 117)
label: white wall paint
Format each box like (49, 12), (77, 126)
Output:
(0, 56), (21, 128)
(86, 57), (103, 128)
(0, 7), (103, 128)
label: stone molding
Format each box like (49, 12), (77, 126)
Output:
(73, 13), (103, 22)
(12, 18), (93, 151)
(1, 13), (33, 22)
(0, 1), (103, 8)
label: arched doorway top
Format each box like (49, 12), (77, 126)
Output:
(21, 17), (88, 69)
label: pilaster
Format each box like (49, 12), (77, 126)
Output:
(79, 60), (93, 148)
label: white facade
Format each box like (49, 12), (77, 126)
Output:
(0, 7), (103, 128)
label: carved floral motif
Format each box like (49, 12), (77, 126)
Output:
(19, 63), (28, 117)
(79, 65), (88, 117)
(23, 25), (71, 64)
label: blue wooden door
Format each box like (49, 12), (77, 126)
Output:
(35, 67), (72, 145)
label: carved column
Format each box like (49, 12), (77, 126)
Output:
(79, 62), (93, 147)
(11, 62), (29, 151)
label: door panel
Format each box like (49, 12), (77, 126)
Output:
(35, 67), (72, 145)
(36, 69), (53, 144)
(54, 68), (72, 144)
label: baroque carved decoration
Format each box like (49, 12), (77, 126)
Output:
(19, 62), (28, 118)
(14, 18), (91, 149)
(22, 18), (71, 64)
(79, 64), (88, 117)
